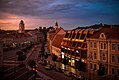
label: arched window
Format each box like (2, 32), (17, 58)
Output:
(100, 33), (106, 39)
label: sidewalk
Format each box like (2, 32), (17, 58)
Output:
(46, 55), (103, 80)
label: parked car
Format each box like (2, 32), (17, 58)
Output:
(54, 67), (62, 73)
(64, 71), (73, 77)
(41, 60), (47, 66)
(44, 64), (52, 70)
(72, 74), (83, 80)
(38, 60), (42, 64)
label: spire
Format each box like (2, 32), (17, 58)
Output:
(55, 21), (58, 28)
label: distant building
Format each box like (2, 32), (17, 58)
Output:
(18, 20), (25, 33)
(2, 20), (45, 49)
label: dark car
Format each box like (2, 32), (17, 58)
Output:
(54, 67), (62, 73)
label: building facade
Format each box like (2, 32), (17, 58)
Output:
(87, 27), (119, 77)
(61, 29), (95, 72)
(47, 22), (66, 56)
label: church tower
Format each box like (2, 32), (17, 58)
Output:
(18, 20), (25, 33)
(55, 21), (59, 29)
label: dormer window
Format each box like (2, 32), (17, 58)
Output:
(100, 33), (106, 39)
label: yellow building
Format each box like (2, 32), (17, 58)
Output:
(61, 28), (95, 72)
(87, 27), (119, 77)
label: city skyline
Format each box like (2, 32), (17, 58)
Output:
(0, 0), (119, 30)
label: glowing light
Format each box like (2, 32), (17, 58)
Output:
(76, 50), (79, 53)
(62, 54), (64, 58)
(82, 59), (84, 62)
(72, 59), (75, 63)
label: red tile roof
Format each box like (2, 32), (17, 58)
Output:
(50, 28), (65, 41)
(52, 34), (64, 48)
(89, 27), (119, 40)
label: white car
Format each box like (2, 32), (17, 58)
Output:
(44, 65), (52, 70)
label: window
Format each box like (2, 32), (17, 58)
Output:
(101, 34), (104, 38)
(94, 53), (97, 59)
(65, 33), (69, 38)
(101, 43), (103, 49)
(90, 63), (92, 69)
(90, 42), (93, 48)
(112, 44), (115, 50)
(90, 52), (93, 60)
(94, 42), (97, 48)
(112, 68), (115, 74)
(72, 42), (76, 47)
(102, 54), (106, 60)
(118, 44), (119, 51)
(112, 55), (115, 62)
(118, 55), (119, 63)
(76, 33), (80, 39)
(69, 33), (72, 38)
(104, 43), (106, 49)
(94, 64), (97, 70)
(72, 33), (76, 39)
(80, 34), (85, 39)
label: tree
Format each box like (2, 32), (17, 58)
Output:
(98, 63), (105, 76)
(28, 60), (36, 68)
(16, 51), (23, 56)
(44, 52), (48, 59)
(76, 59), (86, 71)
(52, 54), (57, 61)
(62, 58), (68, 65)
(17, 54), (26, 61)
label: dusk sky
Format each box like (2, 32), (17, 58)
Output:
(0, 0), (119, 30)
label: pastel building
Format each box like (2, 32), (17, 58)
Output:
(87, 27), (119, 77)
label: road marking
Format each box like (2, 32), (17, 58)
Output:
(14, 71), (27, 80)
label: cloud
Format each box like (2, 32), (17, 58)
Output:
(0, 0), (119, 30)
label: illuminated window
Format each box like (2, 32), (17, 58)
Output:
(61, 52), (64, 59)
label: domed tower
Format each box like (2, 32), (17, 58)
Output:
(18, 20), (25, 33)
